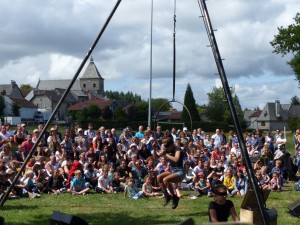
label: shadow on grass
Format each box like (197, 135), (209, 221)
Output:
(7, 211), (194, 225)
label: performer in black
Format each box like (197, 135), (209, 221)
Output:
(208, 184), (239, 222)
(155, 137), (184, 209)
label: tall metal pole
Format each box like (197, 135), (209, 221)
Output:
(148, 0), (154, 127)
(0, 0), (122, 207)
(198, 1), (269, 224)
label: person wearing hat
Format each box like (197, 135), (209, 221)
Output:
(47, 127), (61, 147)
(154, 137), (185, 209)
(74, 128), (89, 149)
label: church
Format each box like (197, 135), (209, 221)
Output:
(25, 57), (105, 120)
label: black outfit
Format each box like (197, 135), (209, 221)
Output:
(208, 200), (234, 222)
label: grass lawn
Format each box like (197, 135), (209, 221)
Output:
(1, 182), (300, 225)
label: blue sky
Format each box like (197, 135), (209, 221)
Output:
(0, 0), (299, 110)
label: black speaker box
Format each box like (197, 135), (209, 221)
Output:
(288, 199), (300, 217)
(50, 211), (89, 225)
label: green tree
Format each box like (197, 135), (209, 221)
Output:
(181, 83), (200, 123)
(270, 13), (300, 86)
(11, 102), (20, 116)
(88, 104), (101, 119)
(102, 106), (113, 120)
(206, 87), (226, 122)
(0, 96), (4, 116)
(135, 101), (148, 121)
(290, 95), (300, 105)
(288, 116), (300, 132)
(105, 90), (142, 103)
(113, 107), (127, 121)
(19, 84), (33, 91)
(151, 98), (171, 111)
(206, 87), (245, 127)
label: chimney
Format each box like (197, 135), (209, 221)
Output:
(11, 80), (16, 87)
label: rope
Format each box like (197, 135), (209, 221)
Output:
(172, 0), (177, 101)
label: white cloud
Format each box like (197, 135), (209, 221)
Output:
(0, 0), (299, 111)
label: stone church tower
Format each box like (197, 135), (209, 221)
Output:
(79, 57), (104, 97)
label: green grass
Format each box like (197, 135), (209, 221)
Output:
(1, 185), (300, 225)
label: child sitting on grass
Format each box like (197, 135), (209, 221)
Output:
(96, 167), (113, 194)
(124, 177), (143, 199)
(142, 175), (161, 197)
(194, 173), (211, 197)
(223, 169), (235, 197)
(270, 172), (281, 192)
(67, 170), (90, 195)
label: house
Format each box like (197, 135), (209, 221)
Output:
(0, 80), (38, 120)
(245, 100), (289, 131)
(26, 89), (77, 120)
(0, 80), (23, 98)
(3, 96), (37, 119)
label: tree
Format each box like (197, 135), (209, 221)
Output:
(181, 83), (200, 123)
(11, 102), (20, 116)
(105, 90), (142, 103)
(19, 84), (33, 91)
(113, 107), (127, 121)
(87, 104), (101, 119)
(151, 98), (171, 111)
(270, 13), (300, 86)
(135, 101), (148, 121)
(206, 86), (245, 127)
(102, 106), (113, 120)
(290, 95), (300, 105)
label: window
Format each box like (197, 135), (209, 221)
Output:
(83, 83), (86, 88)
(93, 83), (96, 88)
(261, 122), (266, 126)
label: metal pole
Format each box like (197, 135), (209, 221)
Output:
(198, 1), (269, 224)
(148, 0), (154, 127)
(0, 0), (122, 207)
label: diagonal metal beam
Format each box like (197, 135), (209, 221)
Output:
(0, 0), (122, 207)
(197, 0), (269, 224)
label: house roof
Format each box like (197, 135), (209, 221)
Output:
(20, 89), (31, 98)
(250, 110), (262, 118)
(10, 97), (37, 108)
(80, 58), (104, 80)
(289, 105), (300, 117)
(68, 99), (114, 111)
(54, 88), (77, 103)
(0, 84), (13, 96)
(257, 102), (288, 121)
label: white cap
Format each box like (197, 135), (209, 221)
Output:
(183, 127), (188, 131)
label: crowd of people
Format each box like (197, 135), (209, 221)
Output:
(0, 122), (299, 215)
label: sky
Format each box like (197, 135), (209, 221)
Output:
(0, 0), (299, 110)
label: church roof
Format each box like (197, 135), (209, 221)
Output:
(80, 58), (104, 80)
(36, 79), (81, 91)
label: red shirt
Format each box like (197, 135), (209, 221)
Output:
(22, 141), (34, 155)
(211, 150), (223, 161)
